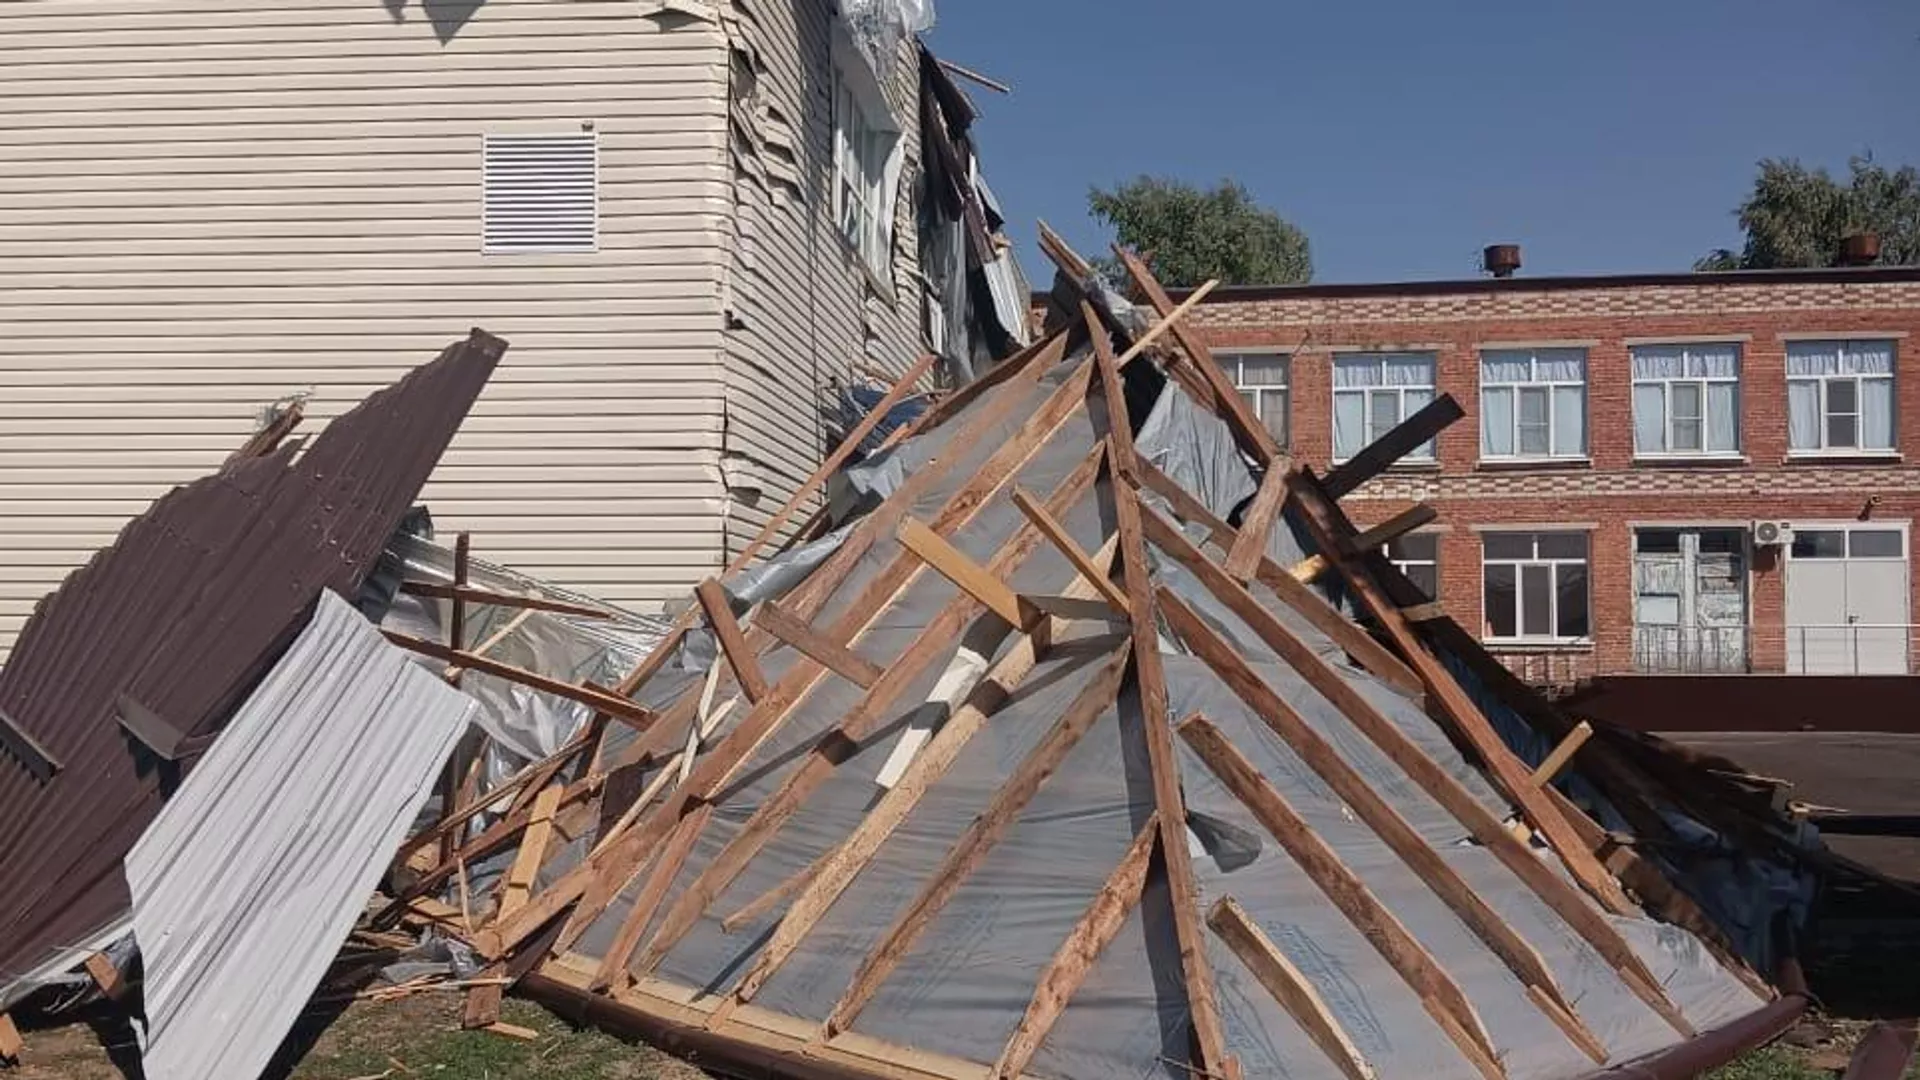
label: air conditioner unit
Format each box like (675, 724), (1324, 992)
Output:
(1752, 520), (1794, 547)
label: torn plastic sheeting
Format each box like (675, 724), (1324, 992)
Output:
(834, 0), (934, 80)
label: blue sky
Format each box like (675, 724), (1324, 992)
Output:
(924, 1), (1920, 283)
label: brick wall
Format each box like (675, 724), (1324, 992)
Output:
(1186, 272), (1920, 683)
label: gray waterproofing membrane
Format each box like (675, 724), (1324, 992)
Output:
(508, 354), (1770, 1080)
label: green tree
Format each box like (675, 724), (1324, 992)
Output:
(1088, 176), (1311, 287)
(1696, 156), (1920, 270)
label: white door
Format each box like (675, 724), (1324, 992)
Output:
(1785, 524), (1910, 674)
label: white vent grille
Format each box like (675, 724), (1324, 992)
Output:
(482, 133), (598, 254)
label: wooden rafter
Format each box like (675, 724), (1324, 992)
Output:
(696, 578), (769, 705)
(1346, 504), (1439, 555)
(1092, 324), (1240, 1080)
(1284, 470), (1635, 915)
(401, 580), (615, 620)
(1139, 504), (1691, 1033)
(702, 537), (1122, 1008)
(1321, 394), (1465, 499)
(896, 517), (1031, 627)
(633, 443), (1110, 970)
(1154, 590), (1605, 1062)
(1223, 462), (1290, 582)
(589, 803), (711, 992)
(1208, 896), (1376, 1080)
(753, 600), (884, 689)
(1174, 714), (1503, 1080)
(1008, 482), (1128, 613)
(381, 632), (655, 733)
(815, 642), (1135, 1038)
(992, 813), (1160, 1080)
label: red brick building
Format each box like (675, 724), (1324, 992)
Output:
(1180, 265), (1920, 686)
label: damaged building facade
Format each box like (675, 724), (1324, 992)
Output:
(0, 0), (1025, 657)
(1177, 265), (1920, 687)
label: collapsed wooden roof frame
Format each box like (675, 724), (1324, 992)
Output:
(386, 239), (1799, 1080)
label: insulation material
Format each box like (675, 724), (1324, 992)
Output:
(126, 592), (477, 1080)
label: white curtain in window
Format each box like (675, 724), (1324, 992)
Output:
(1482, 386), (1514, 455)
(1706, 381), (1739, 452)
(1848, 340), (1896, 375)
(1333, 358), (1379, 388)
(1633, 384), (1666, 453)
(1632, 346), (1685, 380)
(1694, 344), (1740, 379)
(1787, 380), (1820, 448)
(1788, 341), (1841, 376)
(1238, 356), (1287, 386)
(1480, 353), (1531, 384)
(1384, 354), (1433, 386)
(1403, 387), (1436, 457)
(1863, 378), (1895, 448)
(1552, 386), (1585, 455)
(1333, 391), (1366, 458)
(1535, 350), (1586, 382)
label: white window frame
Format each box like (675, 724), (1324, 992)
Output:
(1479, 348), (1587, 461)
(1787, 339), (1898, 455)
(1224, 352), (1290, 448)
(1332, 352), (1437, 463)
(1482, 531), (1591, 645)
(1385, 532), (1439, 600)
(831, 65), (900, 287)
(1632, 343), (1742, 458)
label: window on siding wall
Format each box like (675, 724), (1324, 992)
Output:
(482, 133), (598, 254)
(1333, 352), (1436, 461)
(1480, 348), (1587, 459)
(833, 67), (898, 283)
(1483, 531), (1590, 642)
(1225, 353), (1290, 447)
(1632, 343), (1741, 456)
(1787, 339), (1897, 452)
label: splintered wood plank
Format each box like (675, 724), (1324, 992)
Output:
(815, 643), (1134, 1038)
(382, 633), (655, 733)
(1401, 601), (1447, 623)
(1321, 395), (1465, 499)
(1175, 715), (1503, 1080)
(896, 517), (1030, 627)
(499, 784), (565, 916)
(1532, 721), (1594, 787)
(633, 446), (1109, 971)
(1142, 506), (1690, 1035)
(1208, 897), (1377, 1080)
(992, 814), (1159, 1080)
(696, 578), (769, 705)
(730, 350), (939, 570)
(476, 349), (1086, 964)
(753, 600), (884, 689)
(1285, 470), (1635, 916)
(1093, 332), (1240, 1080)
(0, 1012), (21, 1062)
(1223, 462), (1292, 582)
(84, 952), (123, 1000)
(1009, 482), (1128, 613)
(590, 804), (711, 992)
(1156, 591), (1603, 1060)
(1131, 460), (1423, 701)
(462, 976), (505, 1030)
(1346, 505), (1439, 555)
(1112, 279), (1219, 366)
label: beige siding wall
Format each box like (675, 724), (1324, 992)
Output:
(0, 0), (736, 656)
(716, 0), (926, 558)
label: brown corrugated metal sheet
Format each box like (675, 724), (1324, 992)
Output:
(0, 330), (505, 992)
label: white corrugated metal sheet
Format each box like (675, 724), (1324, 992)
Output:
(125, 590), (476, 1080)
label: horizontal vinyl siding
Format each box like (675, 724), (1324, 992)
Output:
(716, 0), (927, 559)
(0, 0), (734, 657)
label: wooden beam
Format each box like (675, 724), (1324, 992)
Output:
(1140, 505), (1690, 1034)
(476, 350), (1089, 964)
(696, 578), (769, 705)
(1345, 504), (1439, 555)
(392, 723), (600, 867)
(991, 814), (1160, 1080)
(1533, 722), (1594, 787)
(590, 804), (711, 992)
(1288, 553), (1331, 583)
(1284, 470), (1635, 915)
(1008, 482), (1128, 613)
(816, 642), (1133, 1038)
(1130, 460), (1423, 700)
(0, 1012), (21, 1063)
(1155, 593), (1602, 1060)
(936, 56), (1013, 94)
(1093, 332), (1240, 1080)
(85, 952), (123, 1001)
(381, 632), (655, 733)
(633, 447), (1111, 970)
(721, 849), (830, 933)
(728, 350), (939, 573)
(401, 580), (614, 620)
(1208, 897), (1376, 1080)
(1223, 463), (1290, 582)
(1321, 394), (1465, 499)
(709, 541), (1122, 1009)
(1112, 279), (1218, 367)
(1401, 601), (1446, 623)
(498, 784), (565, 916)
(451, 532), (472, 652)
(1174, 715), (1502, 1080)
(753, 601), (883, 689)
(896, 517), (1030, 627)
